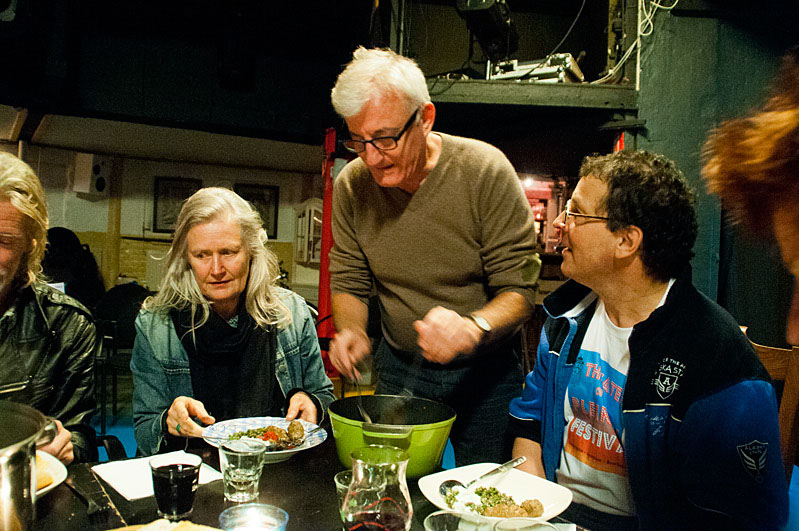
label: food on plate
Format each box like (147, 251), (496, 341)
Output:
(521, 499), (545, 517)
(444, 486), (543, 518)
(228, 420), (305, 450)
(287, 418), (305, 441)
(35, 453), (53, 490)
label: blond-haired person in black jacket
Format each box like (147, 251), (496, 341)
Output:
(0, 152), (96, 465)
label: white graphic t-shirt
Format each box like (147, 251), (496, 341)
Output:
(556, 297), (634, 515)
(556, 282), (674, 516)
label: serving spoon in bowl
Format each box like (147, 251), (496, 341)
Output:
(438, 456), (527, 498)
(354, 378), (373, 424)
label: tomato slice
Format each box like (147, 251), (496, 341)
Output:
(260, 431), (279, 442)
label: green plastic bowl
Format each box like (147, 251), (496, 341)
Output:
(328, 394), (456, 478)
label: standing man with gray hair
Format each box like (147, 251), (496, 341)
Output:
(328, 47), (540, 465)
(0, 152), (97, 464)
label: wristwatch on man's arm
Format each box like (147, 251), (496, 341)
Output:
(464, 313), (491, 342)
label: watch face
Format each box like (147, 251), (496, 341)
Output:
(471, 314), (491, 333)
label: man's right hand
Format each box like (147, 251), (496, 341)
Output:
(166, 396), (215, 438)
(329, 328), (372, 381)
(39, 419), (74, 466)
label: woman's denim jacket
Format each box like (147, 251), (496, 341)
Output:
(131, 288), (335, 456)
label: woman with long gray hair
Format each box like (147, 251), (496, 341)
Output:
(131, 187), (334, 456)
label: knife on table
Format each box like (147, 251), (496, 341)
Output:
(64, 463), (127, 528)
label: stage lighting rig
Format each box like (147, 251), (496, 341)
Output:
(456, 0), (518, 64)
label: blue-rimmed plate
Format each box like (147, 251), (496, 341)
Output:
(202, 416), (327, 463)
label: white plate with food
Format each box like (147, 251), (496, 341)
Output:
(35, 450), (68, 498)
(201, 416), (326, 463)
(419, 463), (572, 523)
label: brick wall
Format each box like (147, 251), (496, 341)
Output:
(118, 238), (172, 289)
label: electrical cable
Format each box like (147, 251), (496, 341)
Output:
(511, 0), (587, 81)
(542, 0), (588, 63)
(427, 30), (479, 96)
(591, 40), (637, 84)
(649, 0), (679, 10)
(591, 0), (680, 84)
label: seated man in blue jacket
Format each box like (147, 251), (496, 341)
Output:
(509, 150), (787, 530)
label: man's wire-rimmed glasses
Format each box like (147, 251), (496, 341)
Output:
(341, 109), (419, 153)
(560, 199), (609, 223)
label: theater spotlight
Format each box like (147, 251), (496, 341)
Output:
(456, 0), (518, 64)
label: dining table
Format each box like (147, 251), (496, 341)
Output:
(35, 430), (581, 530)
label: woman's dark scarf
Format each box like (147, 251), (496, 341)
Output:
(170, 298), (282, 421)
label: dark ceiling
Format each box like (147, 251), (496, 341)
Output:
(0, 0), (378, 146)
(1, 0), (796, 150)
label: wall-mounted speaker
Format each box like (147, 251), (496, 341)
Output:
(72, 153), (111, 197)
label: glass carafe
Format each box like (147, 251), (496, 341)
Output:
(340, 445), (413, 531)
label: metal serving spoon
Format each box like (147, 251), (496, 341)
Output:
(354, 378), (373, 424)
(438, 456), (527, 498)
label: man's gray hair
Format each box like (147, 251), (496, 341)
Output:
(0, 152), (48, 287)
(144, 187), (290, 330)
(331, 47), (431, 118)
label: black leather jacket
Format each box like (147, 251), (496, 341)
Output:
(0, 282), (97, 462)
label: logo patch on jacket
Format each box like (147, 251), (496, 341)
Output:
(737, 440), (768, 482)
(651, 358), (685, 400)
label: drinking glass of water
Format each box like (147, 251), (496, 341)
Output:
(219, 439), (267, 503)
(149, 452), (202, 521)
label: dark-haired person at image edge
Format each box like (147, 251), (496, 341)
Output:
(703, 47), (799, 348)
(508, 151), (788, 530)
(0, 152), (97, 465)
(131, 187), (335, 456)
(328, 47), (541, 465)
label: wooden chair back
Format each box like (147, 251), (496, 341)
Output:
(741, 326), (799, 479)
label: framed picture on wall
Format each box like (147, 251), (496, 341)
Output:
(153, 177), (202, 233)
(234, 183), (279, 240)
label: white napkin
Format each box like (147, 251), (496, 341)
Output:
(91, 450), (222, 500)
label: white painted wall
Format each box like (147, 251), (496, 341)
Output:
(23, 145), (110, 232)
(10, 144), (315, 243)
(120, 158), (309, 242)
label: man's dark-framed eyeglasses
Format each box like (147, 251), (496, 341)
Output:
(341, 110), (419, 153)
(562, 199), (609, 222)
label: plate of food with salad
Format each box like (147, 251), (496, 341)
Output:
(202, 416), (326, 463)
(418, 462), (572, 523)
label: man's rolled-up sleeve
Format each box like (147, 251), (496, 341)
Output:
(478, 156), (540, 307)
(329, 168), (373, 304)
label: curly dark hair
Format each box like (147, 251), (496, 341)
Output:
(579, 150), (698, 282)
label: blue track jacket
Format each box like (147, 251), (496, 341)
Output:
(509, 268), (788, 529)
